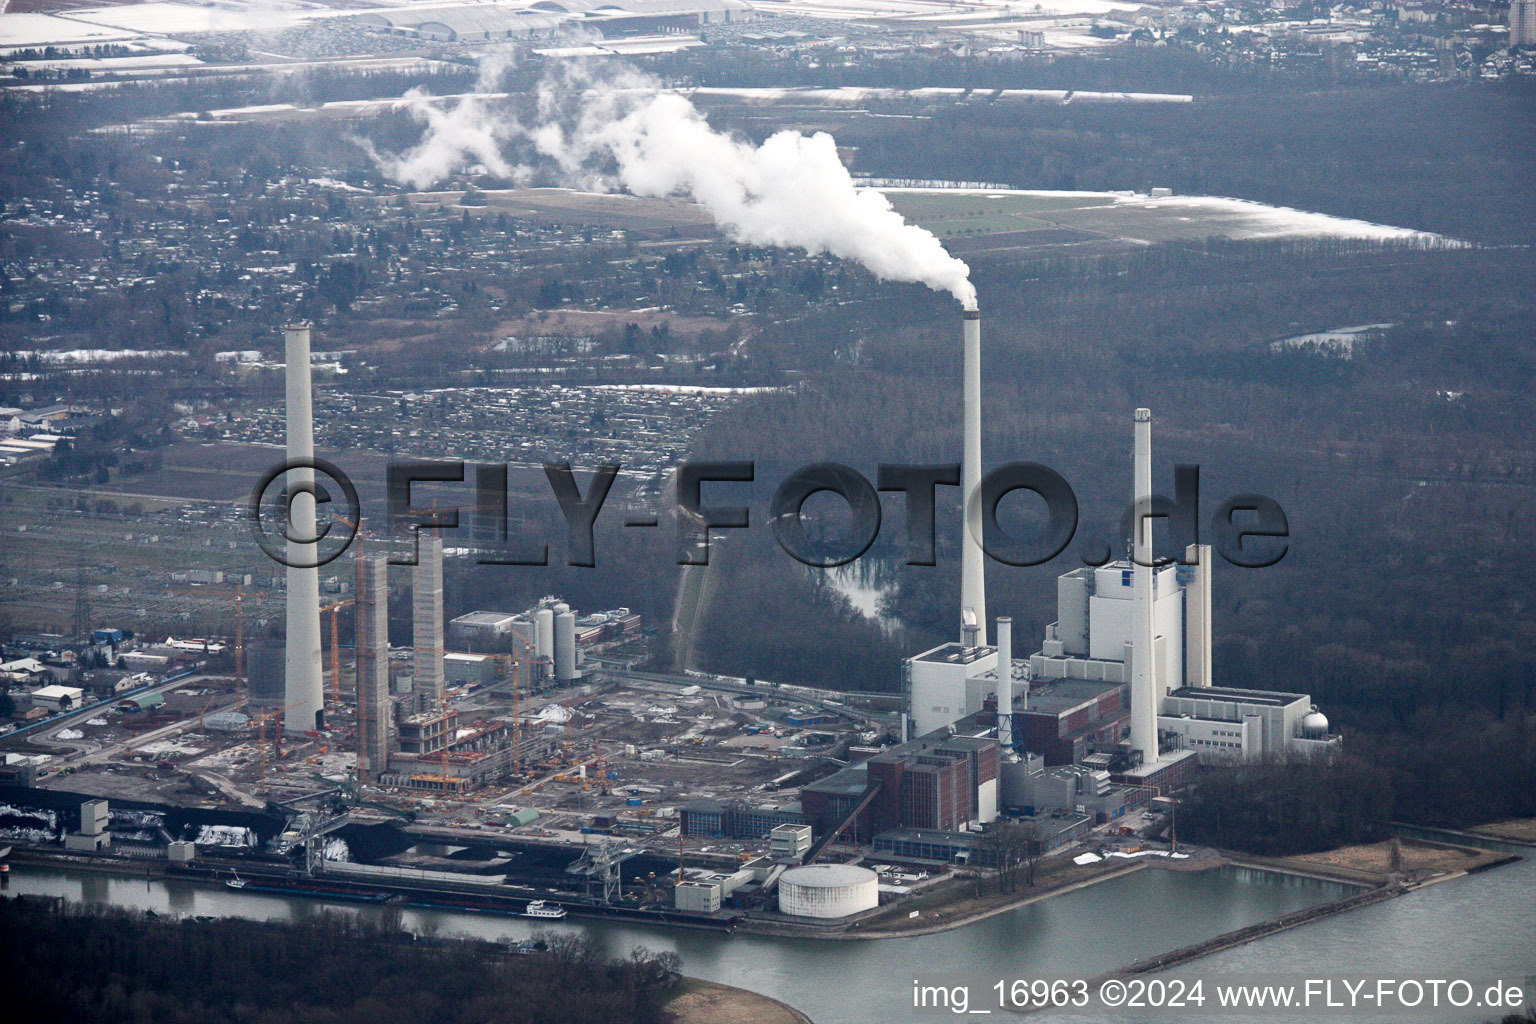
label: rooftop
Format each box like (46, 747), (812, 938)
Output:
(780, 863), (876, 887)
(913, 642), (995, 667)
(1167, 686), (1309, 709)
(1017, 678), (1124, 718)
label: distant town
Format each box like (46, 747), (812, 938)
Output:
(2, 0), (1535, 87)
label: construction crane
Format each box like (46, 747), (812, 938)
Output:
(234, 588), (245, 711)
(196, 694), (218, 731)
(252, 701), (304, 771)
(326, 510), (368, 713)
(322, 597), (355, 709)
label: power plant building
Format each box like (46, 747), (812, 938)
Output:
(903, 407), (1338, 824)
(799, 730), (1000, 843)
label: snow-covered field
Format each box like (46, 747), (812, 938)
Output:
(885, 187), (1449, 244)
(1271, 323), (1395, 358)
(0, 12), (143, 48)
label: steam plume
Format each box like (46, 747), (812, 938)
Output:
(358, 54), (520, 190)
(368, 64), (976, 307)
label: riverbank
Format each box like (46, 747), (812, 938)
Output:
(736, 855), (1157, 941)
(1231, 836), (1509, 886)
(1469, 816), (1536, 845)
(667, 979), (815, 1024)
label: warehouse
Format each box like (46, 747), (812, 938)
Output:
(359, 8), (566, 41)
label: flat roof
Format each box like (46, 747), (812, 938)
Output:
(1167, 686), (1307, 708)
(1020, 678), (1124, 717)
(1117, 749), (1199, 780)
(781, 863), (876, 887)
(800, 764), (869, 797)
(450, 611), (516, 625)
(913, 642), (994, 666)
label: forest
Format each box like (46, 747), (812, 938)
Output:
(0, 899), (681, 1024)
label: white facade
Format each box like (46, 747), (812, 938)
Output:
(31, 684), (84, 711)
(906, 642), (998, 738)
(675, 879), (722, 912)
(1161, 688), (1342, 760)
(1032, 561), (1192, 696)
(778, 864), (879, 919)
(769, 823), (812, 859)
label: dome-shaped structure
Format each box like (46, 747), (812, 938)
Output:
(1301, 707), (1329, 738)
(778, 863), (878, 919)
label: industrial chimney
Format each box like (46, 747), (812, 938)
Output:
(283, 323), (325, 733)
(1129, 408), (1158, 766)
(996, 615), (1018, 763)
(961, 306), (987, 644)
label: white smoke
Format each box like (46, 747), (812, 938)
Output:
(367, 64), (976, 307)
(357, 52), (522, 190)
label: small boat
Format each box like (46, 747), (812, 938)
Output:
(225, 872), (247, 890)
(521, 900), (567, 919)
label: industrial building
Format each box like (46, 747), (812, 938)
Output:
(1160, 687), (1338, 761)
(799, 728), (1000, 843)
(28, 684), (84, 712)
(777, 863), (878, 919)
(907, 406), (1338, 786)
(865, 404), (1344, 868)
(358, 7), (566, 42)
(679, 799), (812, 839)
(449, 599), (640, 686)
(356, 0), (752, 43)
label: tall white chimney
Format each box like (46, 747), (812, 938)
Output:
(283, 323), (325, 733)
(996, 615), (1017, 762)
(1185, 542), (1213, 688)
(1129, 408), (1158, 766)
(961, 306), (987, 644)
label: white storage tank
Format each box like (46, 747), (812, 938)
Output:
(554, 605), (577, 682)
(777, 863), (878, 919)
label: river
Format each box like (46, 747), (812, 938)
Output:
(7, 843), (1531, 1023)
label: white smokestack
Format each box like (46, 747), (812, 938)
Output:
(284, 323), (324, 733)
(961, 307), (986, 643)
(1185, 542), (1213, 688)
(1130, 408), (1158, 766)
(996, 616), (1017, 762)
